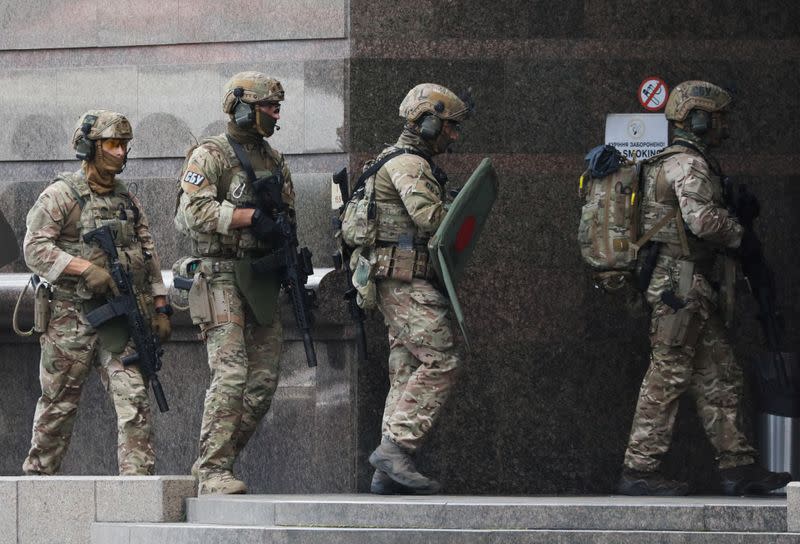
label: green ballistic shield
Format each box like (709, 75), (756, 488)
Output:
(0, 207), (19, 268)
(428, 158), (499, 351)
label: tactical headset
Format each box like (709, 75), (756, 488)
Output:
(418, 101), (446, 140)
(75, 114), (98, 161)
(232, 87), (255, 128)
(689, 109), (712, 135)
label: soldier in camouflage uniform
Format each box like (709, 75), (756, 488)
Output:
(175, 72), (294, 495)
(365, 83), (471, 495)
(617, 81), (791, 496)
(22, 110), (171, 476)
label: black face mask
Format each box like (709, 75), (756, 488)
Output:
(255, 108), (279, 137)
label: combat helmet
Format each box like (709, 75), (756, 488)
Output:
(72, 110), (133, 161)
(222, 71), (284, 137)
(665, 80), (732, 122)
(399, 83), (471, 131)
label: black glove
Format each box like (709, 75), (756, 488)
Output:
(251, 208), (280, 242)
(737, 229), (762, 260)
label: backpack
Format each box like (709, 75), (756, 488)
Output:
(578, 144), (677, 292)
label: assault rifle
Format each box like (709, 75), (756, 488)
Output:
(724, 179), (788, 381)
(331, 167), (368, 362)
(82, 225), (170, 412)
(250, 174), (318, 368)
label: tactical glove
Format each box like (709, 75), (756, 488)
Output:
(151, 312), (171, 343)
(80, 263), (119, 296)
(251, 208), (281, 242)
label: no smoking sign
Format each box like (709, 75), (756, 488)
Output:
(638, 77), (669, 111)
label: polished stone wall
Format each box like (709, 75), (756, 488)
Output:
(1, 0), (799, 496)
(350, 0), (800, 494)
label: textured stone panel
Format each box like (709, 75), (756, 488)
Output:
(0, 0), (345, 51)
(304, 60), (346, 153)
(0, 479), (16, 544)
(17, 477), (95, 544)
(95, 476), (196, 522)
(584, 0), (800, 39)
(0, 2), (98, 50)
(135, 65), (220, 158)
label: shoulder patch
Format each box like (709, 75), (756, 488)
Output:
(182, 171), (206, 186)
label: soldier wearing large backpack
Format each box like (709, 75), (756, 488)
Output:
(175, 72), (294, 495)
(352, 83), (471, 494)
(22, 110), (171, 476)
(617, 81), (791, 496)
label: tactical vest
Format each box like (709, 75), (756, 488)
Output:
(639, 144), (728, 260)
(176, 135), (284, 258)
(53, 171), (148, 293)
(373, 148), (445, 247)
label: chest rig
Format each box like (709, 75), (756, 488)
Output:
(373, 147), (447, 248)
(184, 135), (283, 258)
(55, 171), (148, 291)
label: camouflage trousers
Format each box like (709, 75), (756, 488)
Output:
(196, 274), (282, 479)
(23, 299), (155, 475)
(624, 261), (756, 471)
(376, 278), (461, 452)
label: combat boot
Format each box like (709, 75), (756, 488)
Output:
(616, 468), (689, 496)
(719, 464), (792, 495)
(371, 469), (414, 495)
(368, 437), (440, 494)
(198, 471), (247, 495)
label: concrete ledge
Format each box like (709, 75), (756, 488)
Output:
(788, 482), (800, 531)
(0, 476), (195, 544)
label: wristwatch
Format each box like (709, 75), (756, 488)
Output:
(155, 304), (174, 317)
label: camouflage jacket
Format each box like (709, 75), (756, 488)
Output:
(23, 169), (167, 297)
(176, 126), (295, 257)
(642, 142), (743, 261)
(372, 132), (446, 244)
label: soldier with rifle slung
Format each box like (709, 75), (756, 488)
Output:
(22, 110), (171, 476)
(175, 72), (313, 495)
(617, 81), (791, 496)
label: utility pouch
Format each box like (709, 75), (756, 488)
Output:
(341, 175), (377, 248)
(654, 307), (702, 348)
(188, 273), (212, 325)
(33, 278), (51, 333)
(351, 249), (377, 310)
(374, 246), (431, 283)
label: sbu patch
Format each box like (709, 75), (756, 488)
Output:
(183, 171), (205, 186)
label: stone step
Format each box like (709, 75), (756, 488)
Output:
(184, 494), (787, 533)
(91, 523), (800, 544)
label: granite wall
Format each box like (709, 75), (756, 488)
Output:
(350, 0), (800, 494)
(0, 1), (799, 496)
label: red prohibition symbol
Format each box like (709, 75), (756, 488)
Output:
(638, 77), (669, 112)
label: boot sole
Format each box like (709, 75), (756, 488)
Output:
(721, 477), (792, 496)
(617, 481), (689, 496)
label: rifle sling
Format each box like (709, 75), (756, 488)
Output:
(226, 134), (259, 184)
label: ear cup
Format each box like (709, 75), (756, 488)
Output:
(75, 115), (97, 161)
(233, 99), (255, 128)
(689, 110), (711, 135)
(418, 114), (442, 140)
